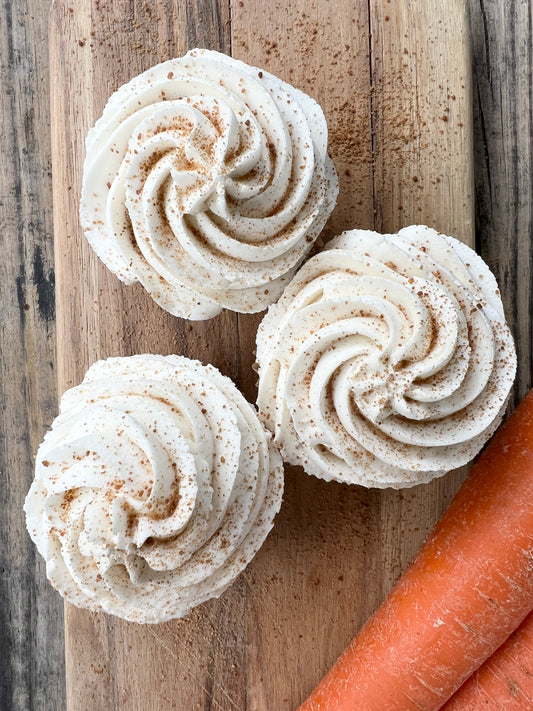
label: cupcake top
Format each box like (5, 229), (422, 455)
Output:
(25, 355), (283, 623)
(80, 49), (338, 320)
(256, 226), (516, 488)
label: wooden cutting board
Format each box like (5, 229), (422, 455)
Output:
(49, 0), (473, 708)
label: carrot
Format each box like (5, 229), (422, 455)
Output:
(442, 611), (533, 710)
(298, 388), (533, 711)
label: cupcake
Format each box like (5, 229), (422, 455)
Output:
(256, 225), (516, 488)
(24, 355), (283, 623)
(80, 49), (338, 320)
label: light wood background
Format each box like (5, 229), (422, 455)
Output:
(1, 0), (531, 709)
(52, 1), (473, 708)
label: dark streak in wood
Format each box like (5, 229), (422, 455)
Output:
(15, 270), (28, 324)
(186, 0), (231, 51)
(470, 0), (532, 405)
(0, 0), (63, 709)
(32, 245), (56, 323)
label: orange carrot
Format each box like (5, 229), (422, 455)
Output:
(442, 611), (533, 710)
(299, 389), (533, 711)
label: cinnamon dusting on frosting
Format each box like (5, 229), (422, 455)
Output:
(24, 355), (283, 623)
(256, 225), (516, 488)
(80, 49), (338, 320)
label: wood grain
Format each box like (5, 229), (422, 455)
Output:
(470, 0), (533, 407)
(2, 0), (530, 709)
(47, 1), (476, 709)
(0, 1), (64, 710)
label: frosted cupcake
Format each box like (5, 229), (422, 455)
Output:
(25, 355), (283, 623)
(256, 226), (516, 488)
(80, 49), (338, 320)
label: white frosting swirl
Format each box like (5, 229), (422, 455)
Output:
(80, 49), (338, 320)
(25, 355), (283, 622)
(256, 226), (516, 488)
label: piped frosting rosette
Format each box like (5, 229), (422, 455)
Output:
(256, 226), (516, 488)
(80, 49), (338, 320)
(24, 355), (283, 623)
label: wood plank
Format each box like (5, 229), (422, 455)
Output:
(49, 0), (474, 709)
(470, 0), (533, 406)
(0, 1), (64, 710)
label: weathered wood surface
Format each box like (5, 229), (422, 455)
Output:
(0, 1), (64, 710)
(470, 0), (532, 407)
(0, 0), (531, 709)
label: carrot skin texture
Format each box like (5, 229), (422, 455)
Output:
(299, 389), (533, 711)
(442, 611), (533, 710)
